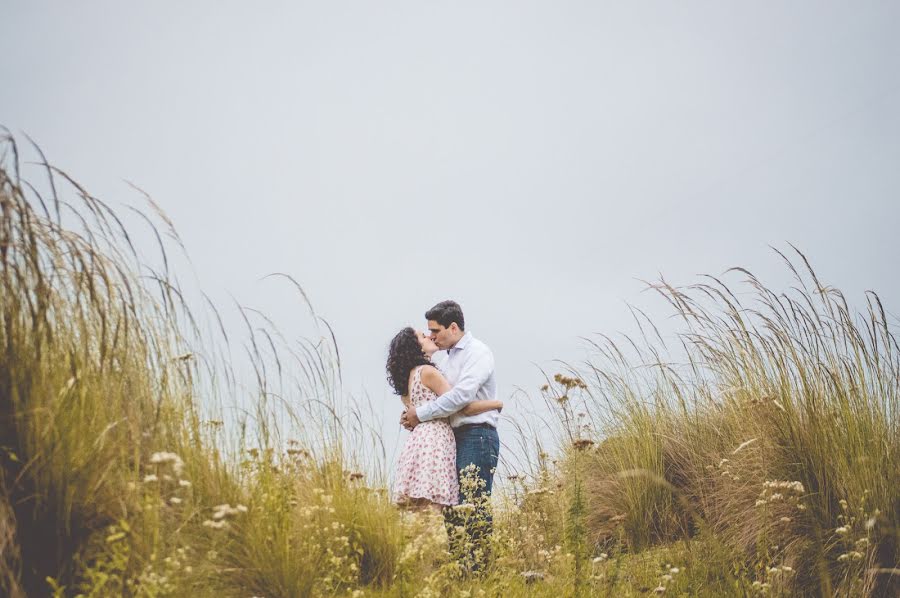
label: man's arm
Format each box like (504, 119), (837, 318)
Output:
(416, 348), (494, 422)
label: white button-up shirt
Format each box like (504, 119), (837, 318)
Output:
(416, 332), (499, 428)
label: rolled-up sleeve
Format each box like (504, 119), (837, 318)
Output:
(416, 348), (494, 422)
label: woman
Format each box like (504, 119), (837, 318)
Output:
(386, 327), (502, 509)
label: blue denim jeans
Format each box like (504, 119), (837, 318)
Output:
(444, 424), (499, 574)
(454, 424), (500, 503)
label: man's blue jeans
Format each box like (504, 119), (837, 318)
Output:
(445, 423), (499, 573)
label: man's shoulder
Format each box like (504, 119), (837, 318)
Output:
(464, 335), (493, 359)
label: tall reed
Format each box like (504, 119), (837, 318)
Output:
(559, 251), (900, 595)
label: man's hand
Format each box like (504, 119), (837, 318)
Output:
(401, 407), (420, 431)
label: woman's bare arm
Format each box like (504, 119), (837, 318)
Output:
(460, 399), (503, 416)
(420, 365), (452, 396)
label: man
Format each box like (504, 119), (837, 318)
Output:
(401, 300), (500, 573)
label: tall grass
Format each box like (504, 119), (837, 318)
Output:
(553, 253), (900, 595)
(0, 132), (404, 597)
(1, 129), (898, 596)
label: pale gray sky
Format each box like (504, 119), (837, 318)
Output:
(3, 2), (899, 464)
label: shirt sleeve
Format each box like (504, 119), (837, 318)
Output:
(416, 347), (494, 422)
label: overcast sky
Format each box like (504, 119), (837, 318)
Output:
(3, 1), (899, 463)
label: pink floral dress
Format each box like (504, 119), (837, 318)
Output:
(393, 366), (459, 506)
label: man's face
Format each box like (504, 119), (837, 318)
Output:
(427, 319), (455, 350)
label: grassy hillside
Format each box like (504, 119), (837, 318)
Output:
(1, 133), (897, 596)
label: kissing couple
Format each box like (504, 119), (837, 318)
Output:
(386, 300), (502, 572)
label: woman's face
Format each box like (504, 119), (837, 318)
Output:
(416, 329), (439, 357)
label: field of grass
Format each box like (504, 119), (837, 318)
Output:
(1, 132), (898, 596)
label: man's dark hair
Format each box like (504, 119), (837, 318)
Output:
(425, 300), (465, 331)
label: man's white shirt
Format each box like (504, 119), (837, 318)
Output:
(415, 332), (498, 428)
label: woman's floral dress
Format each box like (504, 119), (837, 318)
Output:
(393, 366), (459, 506)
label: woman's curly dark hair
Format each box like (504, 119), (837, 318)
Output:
(386, 327), (432, 396)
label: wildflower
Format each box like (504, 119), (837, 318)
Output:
(202, 519), (228, 530)
(349, 472), (364, 481)
(653, 586), (666, 594)
(573, 438), (595, 450)
(149, 452), (185, 475)
(762, 480), (804, 493)
(835, 526), (850, 535)
(143, 474), (158, 483)
(865, 517), (876, 531)
(662, 574), (673, 582)
(452, 503), (476, 514)
(212, 504), (243, 519)
(781, 566), (794, 573)
(178, 479), (191, 487)
(669, 567), (680, 574)
(839, 499), (848, 510)
(169, 497), (182, 505)
(780, 517), (792, 523)
(520, 571), (545, 584)
(592, 553), (608, 563)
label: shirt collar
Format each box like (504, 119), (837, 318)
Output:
(448, 332), (472, 354)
